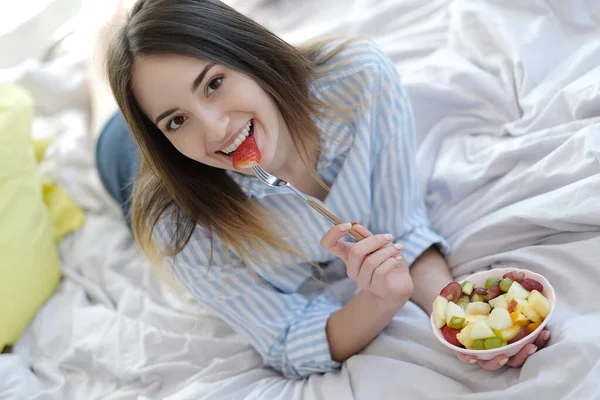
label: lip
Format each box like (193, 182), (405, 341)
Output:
(216, 119), (252, 154)
(214, 120), (260, 170)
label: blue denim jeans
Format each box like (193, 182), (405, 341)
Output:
(95, 112), (139, 224)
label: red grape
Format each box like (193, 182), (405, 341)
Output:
(440, 282), (463, 303)
(521, 278), (544, 292)
(472, 287), (488, 296)
(485, 281), (502, 301)
(503, 271), (525, 283)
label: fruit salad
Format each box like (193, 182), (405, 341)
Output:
(432, 271), (551, 350)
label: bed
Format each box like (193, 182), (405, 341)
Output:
(1, 0), (599, 398)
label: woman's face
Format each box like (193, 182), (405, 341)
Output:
(131, 54), (290, 174)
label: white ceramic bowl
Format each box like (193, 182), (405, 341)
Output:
(430, 268), (555, 360)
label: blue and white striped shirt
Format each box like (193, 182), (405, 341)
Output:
(156, 41), (447, 378)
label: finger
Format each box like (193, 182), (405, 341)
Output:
(506, 343), (537, 368)
(476, 354), (509, 371)
(456, 352), (478, 365)
(534, 330), (550, 348)
(349, 223), (373, 239)
(346, 234), (394, 278)
(357, 244), (403, 286)
(361, 254), (402, 291)
(352, 224), (402, 253)
(320, 223), (354, 258)
(351, 223), (400, 244)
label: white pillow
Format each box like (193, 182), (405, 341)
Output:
(0, 0), (82, 69)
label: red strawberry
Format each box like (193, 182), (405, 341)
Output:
(441, 325), (463, 347)
(232, 135), (261, 170)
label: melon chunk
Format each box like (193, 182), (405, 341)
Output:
(527, 290), (551, 318)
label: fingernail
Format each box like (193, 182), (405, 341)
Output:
(468, 359), (477, 364)
(384, 234), (393, 241)
(529, 346), (537, 355)
(499, 358), (509, 366)
(351, 221), (359, 226)
(543, 331), (551, 341)
(394, 243), (403, 250)
(340, 223), (352, 232)
(395, 256), (403, 261)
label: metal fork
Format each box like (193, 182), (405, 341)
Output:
(251, 165), (365, 242)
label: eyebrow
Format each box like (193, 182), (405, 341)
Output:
(153, 63), (217, 125)
(154, 108), (178, 125)
(191, 62), (216, 93)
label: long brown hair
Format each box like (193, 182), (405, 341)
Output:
(106, 0), (351, 266)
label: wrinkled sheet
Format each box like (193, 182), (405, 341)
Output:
(2, 0), (600, 399)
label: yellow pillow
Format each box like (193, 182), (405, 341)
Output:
(0, 85), (61, 350)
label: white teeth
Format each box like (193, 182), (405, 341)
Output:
(222, 121), (252, 154)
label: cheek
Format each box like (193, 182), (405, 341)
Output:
(166, 132), (203, 160)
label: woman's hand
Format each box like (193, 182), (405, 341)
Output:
(456, 329), (551, 370)
(320, 222), (414, 306)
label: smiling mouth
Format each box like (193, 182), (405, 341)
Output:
(218, 120), (254, 157)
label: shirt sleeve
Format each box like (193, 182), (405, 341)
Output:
(367, 46), (450, 265)
(155, 220), (343, 379)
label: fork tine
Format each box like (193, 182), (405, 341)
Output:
(257, 167), (270, 181)
(251, 165), (270, 183)
(252, 166), (266, 180)
(254, 165), (266, 175)
(253, 165), (264, 177)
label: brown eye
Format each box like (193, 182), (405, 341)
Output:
(168, 116), (187, 131)
(207, 77), (223, 95)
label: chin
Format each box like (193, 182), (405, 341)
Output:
(238, 168), (255, 176)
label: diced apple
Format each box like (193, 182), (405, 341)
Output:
(495, 325), (522, 342)
(527, 290), (551, 318)
(509, 298), (528, 314)
(488, 294), (508, 310)
(433, 295), (448, 329)
(465, 314), (488, 325)
(457, 324), (474, 349)
(461, 280), (475, 296)
(466, 301), (491, 316)
(510, 311), (530, 326)
(521, 304), (542, 324)
(486, 308), (513, 330)
(505, 281), (530, 302)
(469, 321), (497, 340)
(445, 301), (466, 329)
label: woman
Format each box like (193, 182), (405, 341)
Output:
(96, 0), (548, 378)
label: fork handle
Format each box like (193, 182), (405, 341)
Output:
(307, 199), (366, 242)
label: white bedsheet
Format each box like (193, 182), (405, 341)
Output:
(2, 0), (600, 399)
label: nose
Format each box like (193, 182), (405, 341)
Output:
(194, 106), (229, 143)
